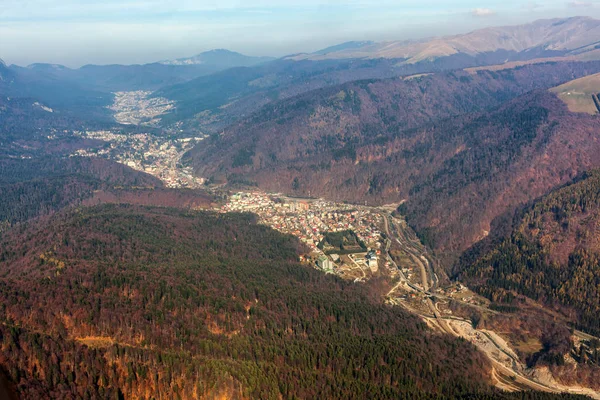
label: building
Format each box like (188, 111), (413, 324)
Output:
(317, 255), (334, 271)
(366, 250), (378, 271)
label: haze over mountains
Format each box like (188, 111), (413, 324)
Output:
(2, 16), (600, 127)
(292, 17), (600, 62)
(4, 14), (600, 400)
(159, 49), (276, 67)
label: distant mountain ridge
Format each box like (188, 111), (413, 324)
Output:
(160, 49), (275, 67)
(153, 17), (600, 135)
(2, 49), (276, 100)
(312, 41), (375, 56)
(290, 17), (600, 63)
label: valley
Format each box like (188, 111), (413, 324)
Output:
(5, 13), (600, 399)
(217, 187), (600, 398)
(109, 91), (175, 126)
(59, 117), (600, 397)
(41, 52), (600, 398)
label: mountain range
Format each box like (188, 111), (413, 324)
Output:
(152, 17), (600, 135)
(3, 17), (600, 132)
(183, 61), (600, 263)
(160, 49), (276, 67)
(291, 17), (600, 63)
(4, 15), (600, 399)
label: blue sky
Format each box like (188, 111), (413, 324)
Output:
(0, 0), (598, 67)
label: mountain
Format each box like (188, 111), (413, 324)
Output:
(291, 17), (600, 63)
(0, 203), (521, 399)
(154, 58), (409, 132)
(312, 41), (376, 56)
(154, 18), (600, 135)
(0, 59), (13, 82)
(10, 62), (218, 93)
(161, 49), (275, 67)
(458, 169), (600, 339)
(184, 61), (600, 265)
(155, 53), (533, 134)
(0, 157), (164, 230)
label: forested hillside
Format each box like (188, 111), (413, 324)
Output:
(459, 169), (600, 336)
(157, 55), (568, 133)
(0, 204), (489, 399)
(0, 157), (162, 229)
(0, 204), (586, 399)
(0, 93), (120, 159)
(0, 96), (110, 145)
(186, 62), (600, 264)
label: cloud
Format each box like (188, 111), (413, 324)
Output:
(568, 0), (593, 6)
(471, 8), (497, 17)
(523, 1), (541, 9)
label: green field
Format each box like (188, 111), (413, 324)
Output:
(550, 73), (600, 114)
(318, 229), (367, 254)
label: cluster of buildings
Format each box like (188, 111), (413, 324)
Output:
(221, 192), (385, 274)
(108, 91), (175, 126)
(72, 130), (206, 188)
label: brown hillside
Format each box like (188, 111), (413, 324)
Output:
(187, 62), (600, 265)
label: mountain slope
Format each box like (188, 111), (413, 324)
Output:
(0, 204), (511, 399)
(0, 157), (163, 229)
(1, 63), (114, 121)
(312, 41), (375, 56)
(551, 72), (600, 114)
(292, 17), (600, 63)
(403, 91), (600, 263)
(0, 59), (15, 83)
(154, 58), (408, 131)
(0, 94), (119, 158)
(458, 169), (600, 337)
(157, 52), (570, 134)
(186, 62), (600, 264)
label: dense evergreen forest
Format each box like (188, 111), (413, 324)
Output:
(0, 157), (162, 229)
(0, 204), (587, 399)
(459, 170), (600, 337)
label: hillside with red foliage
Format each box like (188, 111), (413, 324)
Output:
(0, 204), (505, 399)
(186, 63), (600, 264)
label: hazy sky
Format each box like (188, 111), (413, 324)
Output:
(0, 0), (598, 67)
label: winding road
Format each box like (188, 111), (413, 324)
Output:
(380, 210), (600, 399)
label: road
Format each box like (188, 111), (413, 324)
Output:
(379, 210), (600, 398)
(347, 255), (367, 281)
(382, 214), (438, 290)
